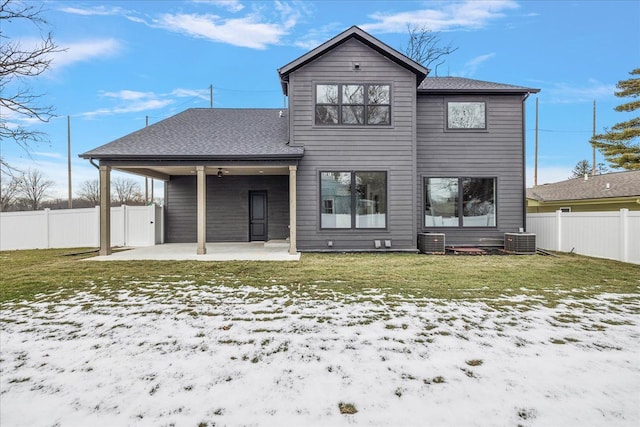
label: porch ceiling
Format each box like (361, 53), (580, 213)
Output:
(114, 165), (291, 180)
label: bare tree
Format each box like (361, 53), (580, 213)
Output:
(17, 168), (54, 210)
(1, 0), (64, 151)
(77, 179), (101, 206)
(112, 177), (144, 205)
(402, 24), (458, 76)
(0, 173), (20, 211)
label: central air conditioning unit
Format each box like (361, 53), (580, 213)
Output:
(504, 232), (536, 255)
(418, 233), (445, 254)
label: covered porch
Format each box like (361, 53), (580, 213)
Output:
(79, 108), (304, 258)
(97, 162), (299, 257)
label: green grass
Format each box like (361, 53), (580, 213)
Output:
(0, 248), (638, 306)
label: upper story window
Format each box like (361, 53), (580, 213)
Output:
(447, 101), (486, 129)
(316, 84), (390, 126)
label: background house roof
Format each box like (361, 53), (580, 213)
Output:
(80, 108), (303, 160)
(527, 170), (640, 202)
(418, 77), (540, 94)
(278, 25), (429, 95)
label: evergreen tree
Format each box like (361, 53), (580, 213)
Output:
(569, 160), (609, 178)
(590, 68), (640, 170)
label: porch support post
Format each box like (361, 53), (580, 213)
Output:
(289, 165), (297, 255)
(196, 166), (207, 255)
(99, 165), (112, 256)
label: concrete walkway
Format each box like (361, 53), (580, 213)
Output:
(88, 242), (300, 261)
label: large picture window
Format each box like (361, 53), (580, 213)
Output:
(321, 171), (387, 229)
(447, 101), (486, 129)
(424, 177), (496, 227)
(316, 84), (390, 126)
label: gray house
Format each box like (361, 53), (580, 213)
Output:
(81, 26), (539, 256)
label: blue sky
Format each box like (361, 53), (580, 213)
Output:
(2, 0), (639, 199)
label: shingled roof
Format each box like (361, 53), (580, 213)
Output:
(418, 77), (539, 94)
(80, 108), (303, 160)
(527, 170), (640, 202)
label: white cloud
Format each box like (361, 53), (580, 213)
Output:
(58, 6), (124, 16)
(192, 0), (245, 13)
(33, 152), (63, 159)
(81, 100), (173, 118)
(292, 22), (344, 50)
(170, 88), (210, 100)
(153, 13), (288, 49)
(361, 0), (519, 33)
(102, 90), (155, 101)
(467, 53), (496, 68)
(533, 79), (616, 104)
(455, 53), (496, 77)
(79, 87), (209, 118)
(80, 90), (172, 118)
(51, 39), (122, 70)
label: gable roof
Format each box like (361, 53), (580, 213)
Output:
(527, 170), (640, 202)
(79, 108), (303, 160)
(278, 25), (429, 95)
(419, 77), (540, 94)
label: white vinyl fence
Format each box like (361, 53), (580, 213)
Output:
(0, 204), (163, 251)
(527, 209), (639, 265)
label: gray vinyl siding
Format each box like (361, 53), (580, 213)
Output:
(289, 38), (417, 251)
(165, 175), (289, 243)
(416, 94), (526, 246)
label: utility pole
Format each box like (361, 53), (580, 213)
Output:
(67, 115), (72, 208)
(210, 84), (213, 108)
(592, 100), (596, 176)
(534, 97), (539, 187)
(145, 115), (149, 204)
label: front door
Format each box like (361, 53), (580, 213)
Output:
(249, 191), (268, 241)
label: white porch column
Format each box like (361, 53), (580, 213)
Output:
(289, 165), (297, 255)
(99, 165), (112, 256)
(196, 166), (207, 255)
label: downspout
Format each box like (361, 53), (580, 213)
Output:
(89, 158), (99, 169)
(283, 80), (291, 145)
(521, 93), (530, 232)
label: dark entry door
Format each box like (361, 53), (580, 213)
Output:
(249, 191), (268, 241)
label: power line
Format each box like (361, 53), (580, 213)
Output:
(527, 128), (592, 133)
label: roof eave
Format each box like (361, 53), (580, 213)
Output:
(527, 196), (640, 205)
(80, 153), (304, 161)
(418, 88), (541, 95)
(277, 25), (428, 94)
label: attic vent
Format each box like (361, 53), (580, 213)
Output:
(279, 110), (283, 118)
(418, 233), (445, 254)
(504, 233), (536, 255)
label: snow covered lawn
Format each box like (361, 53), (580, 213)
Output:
(1, 280), (639, 426)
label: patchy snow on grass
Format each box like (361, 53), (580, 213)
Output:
(1, 283), (639, 426)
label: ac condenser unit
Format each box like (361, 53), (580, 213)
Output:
(418, 233), (445, 254)
(504, 233), (536, 255)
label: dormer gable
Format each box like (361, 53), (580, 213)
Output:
(278, 26), (429, 95)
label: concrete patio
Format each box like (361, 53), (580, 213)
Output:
(88, 241), (300, 261)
